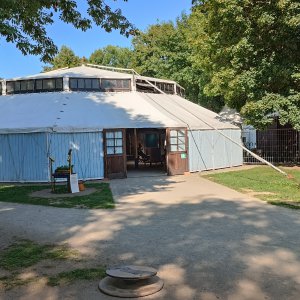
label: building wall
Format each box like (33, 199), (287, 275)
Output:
(188, 129), (243, 172)
(48, 132), (104, 180)
(0, 133), (48, 181)
(0, 131), (104, 182)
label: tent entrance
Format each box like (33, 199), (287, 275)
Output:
(103, 129), (127, 179)
(166, 128), (189, 175)
(126, 128), (166, 174)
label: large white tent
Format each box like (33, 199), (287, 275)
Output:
(0, 65), (242, 181)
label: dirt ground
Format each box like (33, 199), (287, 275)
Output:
(1, 171), (300, 299)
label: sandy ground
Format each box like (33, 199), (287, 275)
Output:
(1, 171), (300, 299)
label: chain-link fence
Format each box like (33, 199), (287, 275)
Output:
(242, 128), (300, 165)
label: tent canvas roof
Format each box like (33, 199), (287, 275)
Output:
(0, 91), (238, 133)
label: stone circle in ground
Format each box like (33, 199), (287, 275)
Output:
(99, 276), (164, 298)
(106, 265), (157, 280)
(99, 265), (163, 298)
(30, 188), (96, 198)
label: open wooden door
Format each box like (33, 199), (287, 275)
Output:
(103, 129), (127, 179)
(166, 128), (188, 175)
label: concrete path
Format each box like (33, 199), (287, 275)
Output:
(1, 173), (300, 299)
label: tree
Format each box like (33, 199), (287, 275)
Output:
(89, 45), (133, 68)
(189, 0), (300, 128)
(131, 17), (223, 111)
(0, 0), (135, 62)
(131, 18), (222, 110)
(43, 46), (81, 71)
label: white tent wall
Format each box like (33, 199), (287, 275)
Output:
(48, 132), (104, 180)
(0, 131), (104, 182)
(188, 129), (243, 172)
(0, 133), (49, 182)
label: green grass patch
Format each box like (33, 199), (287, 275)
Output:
(0, 240), (79, 270)
(0, 182), (114, 209)
(0, 240), (106, 291)
(47, 267), (106, 286)
(0, 274), (39, 290)
(204, 166), (300, 209)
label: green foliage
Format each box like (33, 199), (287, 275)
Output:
(189, 0), (300, 128)
(0, 0), (135, 62)
(89, 45), (133, 68)
(242, 93), (300, 130)
(205, 166), (300, 209)
(43, 46), (81, 71)
(48, 267), (105, 286)
(131, 17), (224, 111)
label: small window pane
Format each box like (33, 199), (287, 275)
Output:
(107, 147), (114, 155)
(27, 80), (34, 91)
(106, 139), (114, 147)
(106, 132), (114, 139)
(115, 131), (122, 138)
(14, 82), (21, 92)
(115, 147), (123, 154)
(56, 78), (63, 89)
(115, 139), (123, 146)
(78, 79), (84, 89)
(92, 79), (100, 89)
(116, 80), (122, 88)
(85, 79), (92, 89)
(170, 137), (177, 144)
(122, 80), (130, 89)
(178, 137), (185, 144)
(70, 79), (77, 89)
(170, 130), (178, 137)
(102, 79), (116, 89)
(178, 130), (185, 137)
(20, 81), (27, 91)
(36, 79), (43, 90)
(171, 145), (178, 152)
(102, 80), (109, 88)
(43, 79), (55, 90)
(6, 82), (14, 94)
(178, 144), (185, 151)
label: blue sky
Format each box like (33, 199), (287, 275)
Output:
(0, 1), (192, 78)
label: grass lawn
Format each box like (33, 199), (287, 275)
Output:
(0, 240), (105, 290)
(0, 182), (114, 209)
(204, 166), (300, 209)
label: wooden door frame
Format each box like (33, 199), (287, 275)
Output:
(166, 127), (189, 175)
(103, 128), (127, 179)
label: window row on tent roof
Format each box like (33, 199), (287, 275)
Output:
(4, 78), (132, 95)
(2, 77), (184, 96)
(69, 78), (131, 91)
(6, 78), (63, 94)
(135, 79), (184, 96)
(136, 79), (174, 94)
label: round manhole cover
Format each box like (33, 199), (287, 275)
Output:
(106, 265), (157, 280)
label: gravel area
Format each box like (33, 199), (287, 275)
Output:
(1, 172), (300, 299)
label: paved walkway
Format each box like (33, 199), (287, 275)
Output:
(1, 173), (300, 299)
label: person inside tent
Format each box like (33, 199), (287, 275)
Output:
(138, 143), (150, 164)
